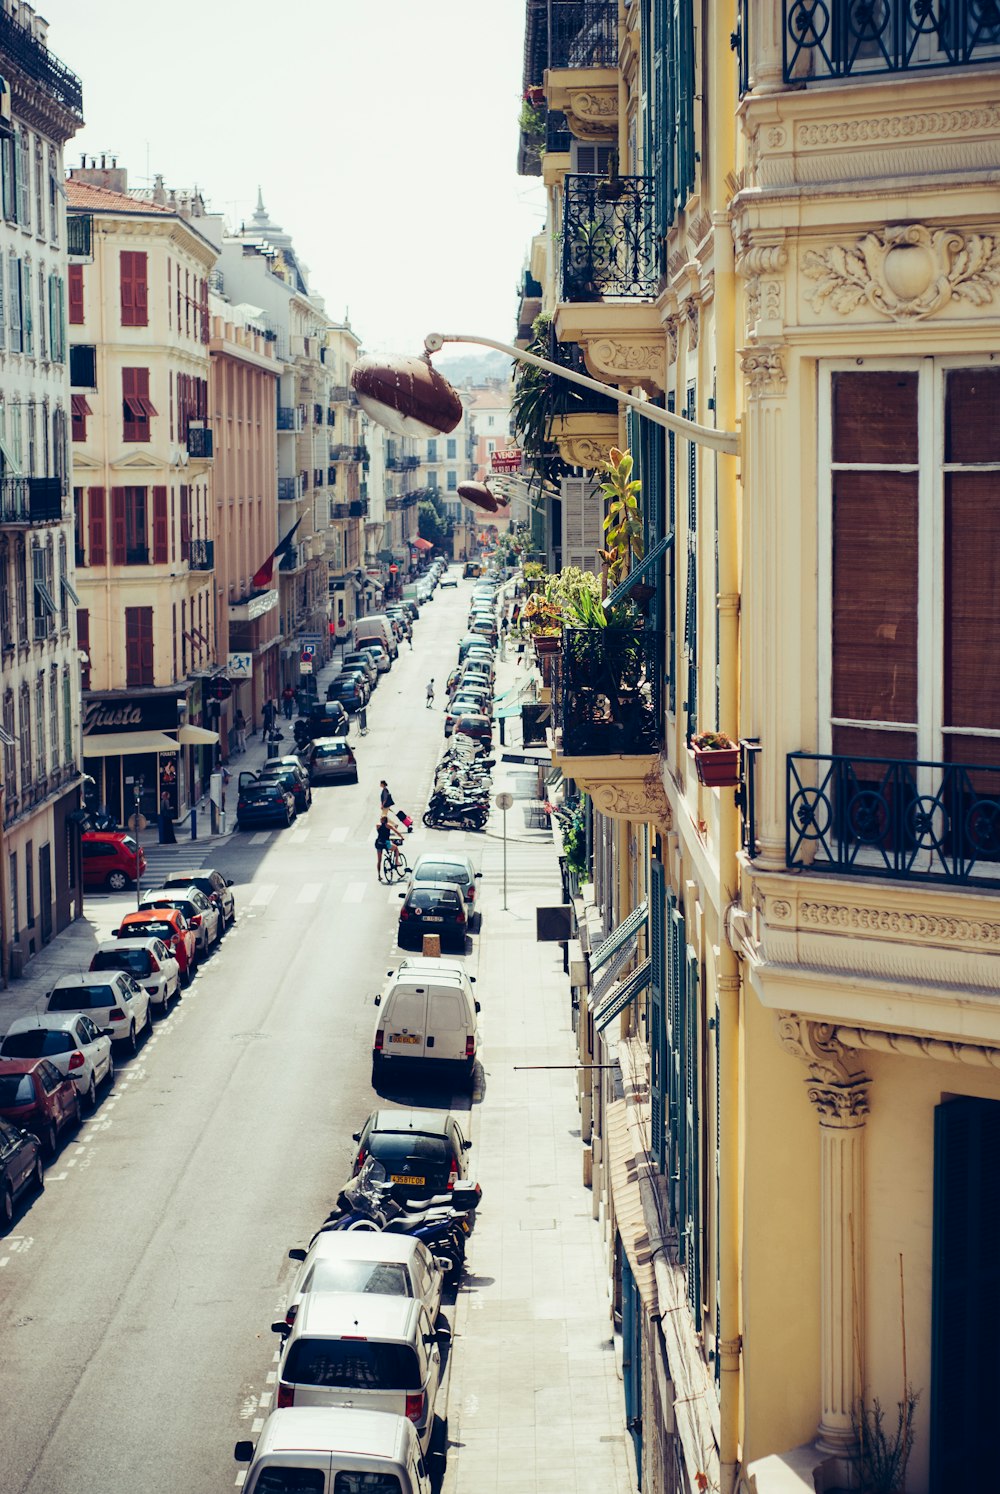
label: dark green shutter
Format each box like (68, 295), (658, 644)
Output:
(931, 1096), (1000, 1487)
(684, 385), (698, 740)
(666, 892), (682, 1228)
(649, 858), (666, 1169)
(622, 1258), (644, 1479)
(685, 944), (701, 1319)
(667, 393), (677, 713)
(676, 0), (696, 205)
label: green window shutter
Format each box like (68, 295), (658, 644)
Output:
(57, 276), (65, 363)
(622, 1259), (643, 1468)
(21, 259), (31, 355)
(667, 899), (684, 1230)
(676, 0), (696, 204)
(684, 944), (701, 1320)
(667, 393), (676, 713)
(684, 384), (698, 739)
(931, 1096), (1000, 1486)
(48, 273), (56, 359)
(649, 858), (666, 1170)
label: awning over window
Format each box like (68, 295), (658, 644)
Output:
(177, 724), (219, 745)
(595, 958), (652, 1033)
(83, 731), (180, 758)
(590, 900), (647, 973)
(410, 535), (433, 551)
(604, 1099), (656, 1306)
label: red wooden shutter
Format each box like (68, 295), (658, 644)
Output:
(179, 484), (190, 561)
(152, 485), (168, 563)
(124, 606), (153, 685)
(122, 366), (136, 440)
(133, 252), (148, 326)
(88, 487), (106, 566)
(139, 606), (153, 681)
(120, 251), (148, 327)
(111, 487), (127, 566)
(120, 251), (134, 325)
(68, 264), (84, 325)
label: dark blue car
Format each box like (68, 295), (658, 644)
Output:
(236, 782), (295, 830)
(326, 677), (366, 714)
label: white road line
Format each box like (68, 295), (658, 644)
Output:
(296, 883), (322, 904)
(0, 1258), (8, 1269)
(265, 1370), (277, 1385)
(343, 881), (366, 904)
(290, 825), (310, 844)
(235, 1473), (247, 1488)
(258, 1392), (273, 1410)
(250, 831), (271, 846)
(46, 1172), (68, 1182)
(328, 826), (349, 843)
(250, 884), (278, 907)
(251, 1417), (264, 1434)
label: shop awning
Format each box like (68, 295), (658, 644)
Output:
(410, 535), (433, 551)
(594, 958), (652, 1033)
(177, 724), (219, 745)
(83, 731), (180, 758)
(604, 1100), (656, 1305)
(590, 900), (647, 973)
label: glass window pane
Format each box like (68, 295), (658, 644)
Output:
(832, 372), (918, 464)
(945, 368), (1000, 463)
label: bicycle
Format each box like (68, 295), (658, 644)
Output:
(381, 837), (409, 884)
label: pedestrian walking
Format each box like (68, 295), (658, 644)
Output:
(374, 813), (393, 880)
(380, 780), (393, 812)
(357, 701), (369, 735)
(426, 679), (435, 709)
(262, 698), (276, 733)
(234, 709), (247, 754)
(158, 790), (176, 845)
(281, 685), (296, 720)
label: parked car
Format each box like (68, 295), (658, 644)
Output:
(350, 1109), (471, 1204)
(342, 650), (379, 688)
(255, 763), (313, 814)
(45, 971), (152, 1054)
(326, 675), (368, 714)
(238, 780), (296, 830)
(283, 1233), (445, 1329)
(300, 701), (350, 738)
(305, 738), (358, 785)
(443, 698), (488, 738)
(452, 714), (492, 750)
(116, 907), (198, 986)
(358, 641), (391, 675)
(139, 887), (221, 955)
(397, 882), (469, 954)
(89, 937), (180, 1013)
(0, 1117), (44, 1229)
(0, 1057), (80, 1156)
(81, 830), (146, 893)
(462, 561), (481, 578)
(235, 1408), (432, 1494)
(341, 665), (373, 702)
(439, 571), (458, 588)
(160, 868), (236, 931)
(372, 966), (480, 1086)
(407, 854), (481, 918)
(456, 634), (488, 662)
(0, 1014), (113, 1111)
(271, 1295), (444, 1454)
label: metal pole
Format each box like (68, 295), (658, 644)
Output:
(502, 808), (508, 912)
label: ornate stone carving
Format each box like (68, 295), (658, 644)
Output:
(550, 412), (618, 471)
(557, 435), (613, 469)
(806, 1081), (870, 1125)
(740, 345), (786, 394)
(566, 87), (618, 138)
(588, 770), (672, 829)
(796, 900), (1000, 947)
(664, 316), (679, 365)
(797, 104), (1000, 149)
(735, 243), (788, 279)
(686, 299), (700, 351)
(802, 224), (1000, 322)
(836, 1026), (1000, 1070)
(581, 334), (666, 394)
(777, 1013), (871, 1120)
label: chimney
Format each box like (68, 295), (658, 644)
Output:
(66, 156), (128, 194)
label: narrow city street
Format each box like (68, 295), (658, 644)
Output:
(0, 584), (482, 1494)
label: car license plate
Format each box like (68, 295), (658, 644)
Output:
(390, 1033), (420, 1044)
(423, 915), (444, 923)
(391, 1174), (426, 1186)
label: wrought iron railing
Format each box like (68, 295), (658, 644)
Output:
(67, 213), (93, 258)
(279, 543), (306, 573)
(546, 110), (573, 153)
(349, 499), (368, 518)
(555, 626), (662, 756)
(188, 539), (214, 571)
(783, 0), (1000, 82)
(0, 8), (84, 115)
(739, 740), (762, 858)
(386, 454), (420, 471)
(277, 406), (301, 431)
(187, 427), (213, 459)
(0, 477), (63, 524)
(328, 385), (351, 403)
(329, 503), (350, 521)
(549, 0), (617, 68)
(561, 174), (656, 302)
(278, 477), (301, 501)
(787, 750), (1000, 886)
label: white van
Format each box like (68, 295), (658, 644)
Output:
(372, 966), (480, 1087)
(354, 614), (398, 659)
(235, 1406), (431, 1494)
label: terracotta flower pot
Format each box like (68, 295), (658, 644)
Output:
(691, 735), (740, 788)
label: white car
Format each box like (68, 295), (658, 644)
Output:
(283, 1233), (445, 1330)
(46, 971), (152, 1054)
(0, 1013), (113, 1111)
(89, 937), (180, 1014)
(139, 886), (220, 955)
(235, 1408), (431, 1494)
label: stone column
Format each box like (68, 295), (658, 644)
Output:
(747, 0), (786, 93)
(778, 1015), (871, 1460)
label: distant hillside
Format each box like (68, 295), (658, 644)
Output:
(436, 349), (514, 387)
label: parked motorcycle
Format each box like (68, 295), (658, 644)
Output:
(423, 791), (489, 832)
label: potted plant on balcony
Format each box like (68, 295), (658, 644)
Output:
(519, 95), (546, 161)
(690, 731), (741, 788)
(600, 447), (643, 591)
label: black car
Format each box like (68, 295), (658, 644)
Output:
(350, 1108), (471, 1204)
(257, 763), (312, 813)
(0, 1116), (43, 1228)
(300, 701), (350, 739)
(160, 868), (236, 930)
(236, 781), (295, 830)
(326, 677), (367, 714)
(397, 880), (469, 953)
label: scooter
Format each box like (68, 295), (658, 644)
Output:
(423, 792), (489, 832)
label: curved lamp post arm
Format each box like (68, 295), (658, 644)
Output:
(423, 332), (740, 458)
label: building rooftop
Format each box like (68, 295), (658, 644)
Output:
(65, 180), (171, 216)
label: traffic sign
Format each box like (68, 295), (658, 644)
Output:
(495, 790), (514, 811)
(389, 564), (398, 573)
(208, 677), (233, 701)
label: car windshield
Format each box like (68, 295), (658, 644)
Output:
(122, 920), (174, 940)
(91, 949), (152, 977)
(1, 1030), (73, 1057)
(49, 984), (118, 1010)
(0, 1074), (35, 1105)
(368, 1134), (454, 1190)
(302, 1260), (411, 1297)
(257, 1472), (327, 1494)
(283, 1338), (420, 1391)
(315, 744), (347, 758)
(407, 889), (460, 910)
(414, 864), (469, 885)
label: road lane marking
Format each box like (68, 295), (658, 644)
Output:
(258, 1392), (273, 1409)
(296, 883), (322, 904)
(250, 832), (271, 846)
(290, 825), (310, 844)
(266, 1370), (277, 1385)
(235, 1473), (247, 1488)
(250, 884), (277, 907)
(343, 882), (366, 904)
(47, 1172), (68, 1181)
(328, 827), (349, 843)
(251, 1417), (264, 1434)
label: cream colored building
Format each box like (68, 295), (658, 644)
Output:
(518, 1), (1000, 1491)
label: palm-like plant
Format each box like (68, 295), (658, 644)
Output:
(599, 447), (643, 589)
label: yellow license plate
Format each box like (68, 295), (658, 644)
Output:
(460, 1219), (472, 1233)
(390, 1033), (420, 1044)
(391, 1174), (425, 1186)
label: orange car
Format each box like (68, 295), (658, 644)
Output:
(115, 907), (198, 986)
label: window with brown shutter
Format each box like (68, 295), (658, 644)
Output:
(68, 263), (84, 325)
(122, 366), (156, 442)
(125, 605), (153, 686)
(88, 486), (106, 566)
(124, 487), (147, 563)
(71, 393), (91, 442)
(111, 487), (126, 566)
(179, 484), (190, 561)
(152, 486), (168, 564)
(120, 250), (148, 327)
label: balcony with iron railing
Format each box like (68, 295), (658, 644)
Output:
(277, 406), (303, 432)
(67, 213), (93, 259)
(329, 502), (350, 521)
(187, 426), (214, 460)
(278, 476), (303, 502)
(780, 0), (1000, 85)
(278, 543), (307, 573)
(0, 478), (63, 526)
(553, 626), (662, 757)
(560, 174), (657, 303)
(0, 6), (84, 116)
(188, 539), (214, 572)
(328, 385), (351, 403)
(386, 454), (420, 471)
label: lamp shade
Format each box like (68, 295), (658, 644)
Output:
(458, 481), (499, 513)
(351, 354), (463, 437)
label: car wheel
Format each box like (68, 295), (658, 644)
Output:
(126, 1023), (138, 1056)
(42, 1121), (57, 1159)
(107, 870), (129, 892)
(105, 1054), (115, 1089)
(181, 962), (192, 989)
(70, 1093), (83, 1130)
(144, 1004), (154, 1036)
(33, 1156), (44, 1193)
(84, 1075), (97, 1113)
(1, 1185), (13, 1229)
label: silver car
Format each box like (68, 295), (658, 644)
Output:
(0, 1014), (113, 1111)
(89, 937), (181, 1014)
(140, 886), (221, 955)
(282, 1233), (444, 1330)
(46, 971), (152, 1054)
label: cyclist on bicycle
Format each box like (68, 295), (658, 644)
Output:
(375, 814), (392, 880)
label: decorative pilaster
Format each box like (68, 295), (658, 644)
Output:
(778, 1015), (871, 1461)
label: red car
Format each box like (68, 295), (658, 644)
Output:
(0, 1056), (80, 1157)
(116, 907), (198, 985)
(81, 831), (147, 893)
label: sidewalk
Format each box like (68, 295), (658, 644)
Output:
(444, 825), (633, 1494)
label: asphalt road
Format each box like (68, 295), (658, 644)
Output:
(0, 577), (483, 1494)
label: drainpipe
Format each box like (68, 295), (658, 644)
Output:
(711, 5), (742, 1492)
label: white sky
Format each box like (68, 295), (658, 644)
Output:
(43, 0), (546, 354)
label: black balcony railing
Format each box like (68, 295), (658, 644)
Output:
(386, 454), (420, 471)
(349, 499), (368, 518)
(329, 502), (350, 520)
(546, 110), (573, 154)
(67, 213), (93, 258)
(277, 406), (300, 431)
(561, 174), (656, 302)
(328, 385), (351, 402)
(124, 544), (149, 565)
(0, 477), (63, 525)
(187, 426), (214, 459)
(278, 477), (300, 501)
(189, 539), (214, 571)
(0, 8), (84, 116)
(787, 750), (1000, 887)
(783, 0), (1000, 83)
(556, 626), (662, 756)
(549, 0), (617, 68)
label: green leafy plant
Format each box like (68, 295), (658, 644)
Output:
(691, 732), (736, 752)
(599, 447), (643, 588)
(854, 1390), (919, 1494)
(519, 99), (546, 142)
(555, 797), (588, 881)
(523, 560), (545, 580)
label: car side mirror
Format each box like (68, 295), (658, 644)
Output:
(374, 994), (381, 1007)
(463, 1139), (473, 1150)
(475, 872), (483, 878)
(226, 878), (234, 887)
(475, 1001), (481, 1013)
(398, 891), (405, 899)
(288, 1247), (307, 1262)
(469, 975), (476, 983)
(234, 1440), (254, 1464)
(352, 1131), (361, 1142)
(270, 1321), (290, 1337)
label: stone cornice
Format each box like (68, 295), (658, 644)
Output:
(545, 67), (618, 141)
(548, 739), (672, 832)
(549, 411), (618, 469)
(554, 301), (666, 396)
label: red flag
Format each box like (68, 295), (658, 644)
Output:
(251, 517), (303, 590)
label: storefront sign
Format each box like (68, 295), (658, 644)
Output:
(83, 695), (182, 736)
(247, 589), (278, 621)
(491, 449), (523, 473)
(227, 653), (253, 678)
